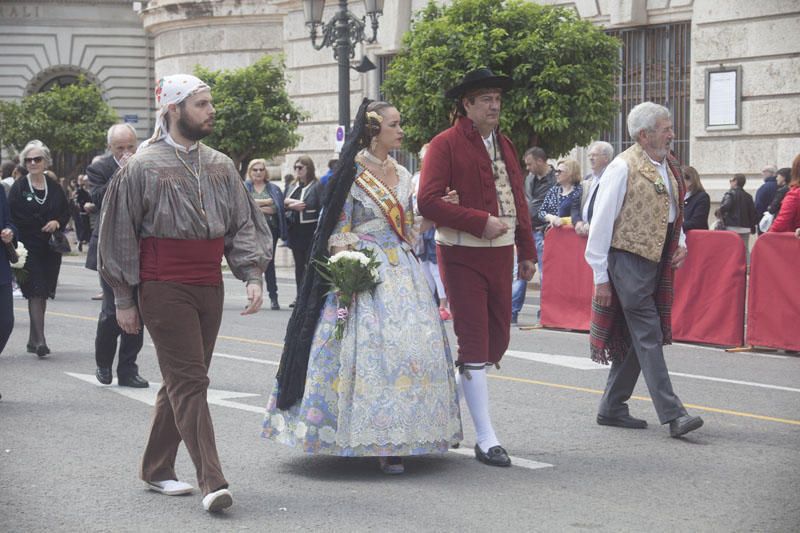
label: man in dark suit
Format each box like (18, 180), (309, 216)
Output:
(86, 123), (148, 388)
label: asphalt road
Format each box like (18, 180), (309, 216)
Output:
(1, 250), (798, 532)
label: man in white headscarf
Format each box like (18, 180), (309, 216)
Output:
(99, 74), (272, 513)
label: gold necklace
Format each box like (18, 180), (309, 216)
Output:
(174, 147), (205, 213)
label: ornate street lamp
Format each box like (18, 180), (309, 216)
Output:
(302, 0), (384, 130)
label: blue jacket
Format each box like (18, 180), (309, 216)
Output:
(245, 180), (287, 242)
(755, 176), (778, 215)
(0, 186), (19, 285)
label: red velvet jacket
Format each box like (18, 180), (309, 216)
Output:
(418, 116), (536, 262)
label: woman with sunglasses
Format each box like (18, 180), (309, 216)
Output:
(538, 158), (583, 228)
(284, 156), (321, 303)
(8, 140), (70, 357)
(245, 159), (287, 310)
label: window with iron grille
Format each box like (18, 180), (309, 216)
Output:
(378, 54), (419, 174)
(602, 22), (691, 165)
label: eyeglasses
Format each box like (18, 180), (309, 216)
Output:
(554, 169), (563, 175)
(294, 165), (304, 170)
(24, 156), (44, 164)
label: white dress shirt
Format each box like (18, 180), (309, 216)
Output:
(585, 153), (686, 285)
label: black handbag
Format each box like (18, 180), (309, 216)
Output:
(48, 230), (71, 254)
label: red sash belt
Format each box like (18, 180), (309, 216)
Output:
(140, 237), (224, 286)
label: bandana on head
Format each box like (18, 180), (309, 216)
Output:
(145, 74), (210, 146)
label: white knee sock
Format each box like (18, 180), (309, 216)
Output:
(460, 367), (500, 452)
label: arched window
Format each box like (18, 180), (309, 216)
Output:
(26, 66), (99, 96)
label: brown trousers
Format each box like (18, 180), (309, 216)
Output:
(138, 281), (227, 496)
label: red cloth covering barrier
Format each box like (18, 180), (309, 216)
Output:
(746, 232), (800, 351)
(540, 227), (593, 331)
(672, 230), (746, 347)
(539, 228), (747, 347)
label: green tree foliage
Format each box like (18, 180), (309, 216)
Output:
(0, 79), (118, 176)
(195, 55), (306, 173)
(382, 0), (620, 157)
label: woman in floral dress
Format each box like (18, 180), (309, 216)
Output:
(262, 100), (462, 474)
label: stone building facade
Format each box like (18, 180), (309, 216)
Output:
(1, 0), (798, 201)
(0, 0), (153, 140)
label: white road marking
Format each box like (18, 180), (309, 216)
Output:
(503, 350), (800, 393)
(65, 372), (265, 413)
(504, 350), (602, 370)
(448, 447), (553, 470)
(669, 372), (800, 393)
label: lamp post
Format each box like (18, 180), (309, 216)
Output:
(302, 0), (383, 130)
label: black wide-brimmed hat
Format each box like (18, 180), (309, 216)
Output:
(445, 67), (513, 100)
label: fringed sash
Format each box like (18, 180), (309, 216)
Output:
(353, 165), (411, 247)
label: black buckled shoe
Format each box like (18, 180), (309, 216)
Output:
(669, 415), (704, 438)
(96, 367), (112, 385)
(597, 414), (648, 429)
(474, 444), (511, 467)
(119, 374), (150, 388)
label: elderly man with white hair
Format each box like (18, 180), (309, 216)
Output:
(85, 122), (149, 389)
(99, 74), (272, 512)
(575, 140), (613, 236)
(585, 101), (703, 439)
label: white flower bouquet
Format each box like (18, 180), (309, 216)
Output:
(314, 249), (381, 340)
(7, 241), (28, 284)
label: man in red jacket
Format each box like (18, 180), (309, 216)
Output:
(418, 68), (536, 467)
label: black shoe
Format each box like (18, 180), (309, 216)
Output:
(96, 367), (112, 385)
(26, 343), (36, 354)
(669, 415), (704, 438)
(511, 313), (518, 325)
(597, 413), (648, 429)
(474, 444), (511, 467)
(35, 345), (50, 358)
(289, 300), (296, 308)
(270, 298), (280, 310)
(118, 374), (149, 388)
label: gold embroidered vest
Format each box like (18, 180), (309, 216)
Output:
(610, 144), (679, 263)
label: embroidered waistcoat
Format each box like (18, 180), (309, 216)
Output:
(610, 144), (679, 263)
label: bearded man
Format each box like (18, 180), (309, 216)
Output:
(99, 74), (272, 512)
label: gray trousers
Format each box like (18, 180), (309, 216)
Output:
(598, 250), (687, 424)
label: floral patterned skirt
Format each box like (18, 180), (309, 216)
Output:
(261, 244), (462, 456)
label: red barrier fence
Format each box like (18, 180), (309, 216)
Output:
(746, 232), (800, 351)
(539, 227), (748, 348)
(672, 230), (746, 347)
(540, 228), (593, 331)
